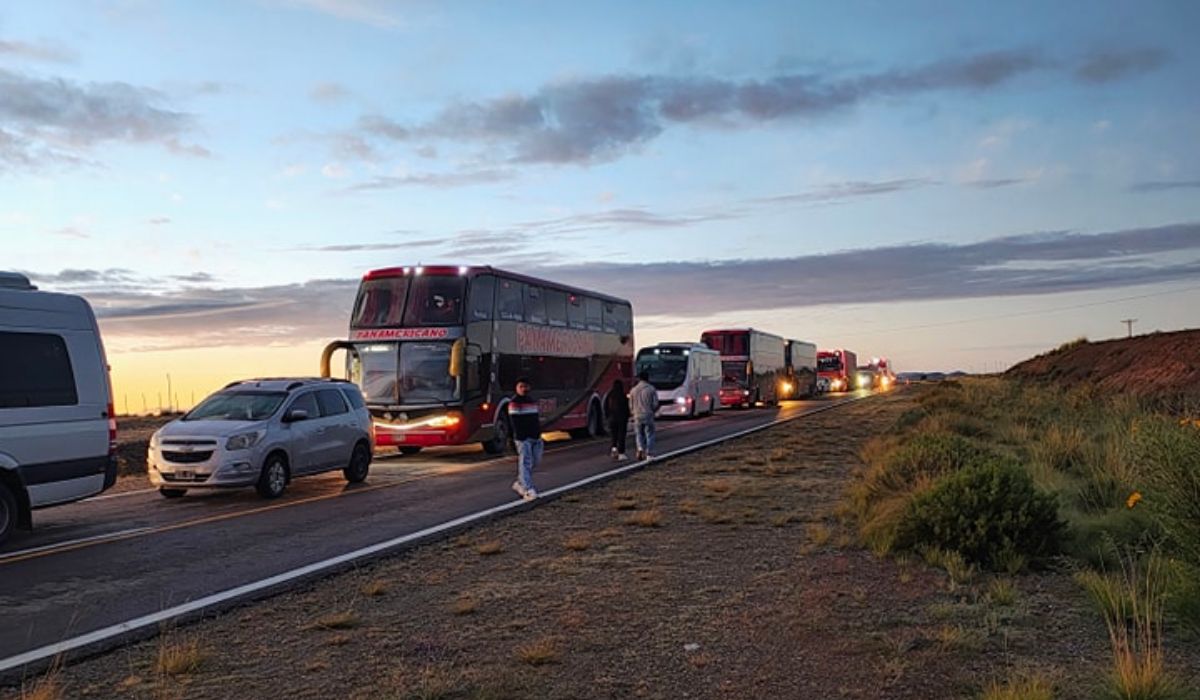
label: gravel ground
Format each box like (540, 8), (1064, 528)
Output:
(8, 390), (1199, 699)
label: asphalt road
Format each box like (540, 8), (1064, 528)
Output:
(0, 392), (868, 671)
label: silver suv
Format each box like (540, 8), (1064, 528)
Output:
(148, 378), (374, 499)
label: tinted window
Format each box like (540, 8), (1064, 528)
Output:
(611, 302), (632, 335)
(0, 331), (77, 408)
(602, 303), (617, 333)
(545, 289), (567, 327)
(339, 386), (366, 410)
(496, 278), (524, 321)
(351, 277), (409, 328)
(524, 285), (547, 324)
(287, 392), (320, 418)
(316, 389), (349, 416)
(584, 297), (603, 331)
(567, 294), (587, 329)
(467, 275), (495, 321)
(405, 275), (466, 326)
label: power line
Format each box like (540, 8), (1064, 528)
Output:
(833, 283), (1200, 338)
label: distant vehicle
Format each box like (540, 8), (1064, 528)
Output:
(147, 378), (373, 499)
(855, 367), (879, 390)
(701, 328), (787, 408)
(1, 272), (117, 545)
(783, 339), (818, 399)
(321, 266), (634, 455)
(817, 348), (858, 392)
(815, 376), (832, 393)
(635, 343), (720, 418)
(867, 357), (896, 389)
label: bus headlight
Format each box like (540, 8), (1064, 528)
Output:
(428, 413), (462, 428)
(782, 382), (793, 394)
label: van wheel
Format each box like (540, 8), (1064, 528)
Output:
(482, 416), (512, 455)
(158, 488), (187, 499)
(256, 455), (288, 499)
(343, 442), (371, 483)
(0, 483), (17, 545)
(398, 446), (423, 455)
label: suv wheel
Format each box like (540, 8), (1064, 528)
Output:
(344, 442), (371, 483)
(158, 488), (187, 499)
(0, 483), (17, 545)
(256, 454), (288, 499)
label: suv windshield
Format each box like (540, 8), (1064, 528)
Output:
(184, 391), (286, 421)
(636, 349), (688, 390)
(355, 342), (460, 405)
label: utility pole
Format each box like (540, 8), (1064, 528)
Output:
(1120, 319), (1137, 338)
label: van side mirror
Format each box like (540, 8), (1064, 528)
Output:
(284, 409), (309, 423)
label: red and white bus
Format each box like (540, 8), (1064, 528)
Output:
(322, 266), (634, 454)
(700, 328), (787, 408)
(817, 348), (858, 392)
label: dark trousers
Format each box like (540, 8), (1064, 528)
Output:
(608, 419), (628, 454)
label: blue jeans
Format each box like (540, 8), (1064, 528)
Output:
(634, 418), (655, 456)
(516, 438), (543, 490)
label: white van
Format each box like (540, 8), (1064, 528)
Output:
(0, 272), (117, 545)
(634, 342), (721, 418)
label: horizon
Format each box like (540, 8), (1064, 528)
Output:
(4, 1), (1199, 408)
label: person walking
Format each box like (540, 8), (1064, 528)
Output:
(605, 378), (630, 460)
(507, 377), (542, 501)
(629, 370), (659, 460)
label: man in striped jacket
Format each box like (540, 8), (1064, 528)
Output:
(508, 377), (541, 501)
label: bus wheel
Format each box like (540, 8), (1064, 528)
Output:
(482, 418), (511, 455)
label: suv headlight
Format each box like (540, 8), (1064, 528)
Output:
(674, 397), (687, 404)
(226, 430), (265, 451)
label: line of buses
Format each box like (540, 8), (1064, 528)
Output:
(319, 265), (892, 455)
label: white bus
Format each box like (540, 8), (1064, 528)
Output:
(634, 342), (721, 418)
(0, 272), (117, 545)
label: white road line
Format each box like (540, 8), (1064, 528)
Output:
(0, 528), (153, 562)
(86, 488), (156, 501)
(0, 395), (867, 676)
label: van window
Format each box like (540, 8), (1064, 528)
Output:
(316, 389), (349, 416)
(286, 392), (320, 418)
(0, 331), (78, 408)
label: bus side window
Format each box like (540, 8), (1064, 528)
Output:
(567, 294), (587, 329)
(602, 303), (617, 333)
(467, 275), (496, 321)
(612, 303), (632, 336)
(584, 297), (603, 331)
(545, 289), (568, 327)
(496, 279), (524, 321)
(524, 285), (547, 324)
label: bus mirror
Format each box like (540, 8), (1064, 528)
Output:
(745, 361), (753, 377)
(449, 338), (466, 378)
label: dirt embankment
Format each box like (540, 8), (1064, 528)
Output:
(113, 416), (173, 476)
(9, 390), (1174, 700)
(1006, 328), (1200, 399)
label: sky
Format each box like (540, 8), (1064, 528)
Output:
(3, 1), (1199, 412)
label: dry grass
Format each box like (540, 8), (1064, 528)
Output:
(700, 478), (735, 497)
(699, 507), (733, 524)
(361, 579), (390, 597)
(310, 610), (361, 630)
(981, 670), (1055, 700)
(610, 496), (638, 510)
(806, 522), (832, 547)
(475, 540), (504, 555)
(19, 673), (63, 700)
(987, 578), (1018, 607)
(623, 509), (663, 528)
(514, 637), (560, 665)
(678, 499), (701, 515)
(155, 635), (206, 676)
(562, 533), (592, 551)
(450, 594), (479, 616)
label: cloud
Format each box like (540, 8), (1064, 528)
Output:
(51, 226), (90, 239)
(148, 216), (171, 225)
(753, 179), (935, 204)
(1130, 179), (1200, 193)
(1075, 47), (1168, 83)
(310, 81), (350, 103)
(0, 38), (76, 64)
(343, 167), (516, 190)
(46, 223), (1200, 351)
(271, 0), (404, 28)
(321, 162), (350, 178)
(0, 68), (202, 171)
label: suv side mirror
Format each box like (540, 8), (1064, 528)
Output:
(284, 409), (309, 423)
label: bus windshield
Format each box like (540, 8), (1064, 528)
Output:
(404, 275), (466, 327)
(721, 360), (747, 387)
(635, 349), (688, 390)
(352, 277), (410, 328)
(817, 356), (843, 372)
(356, 342), (460, 405)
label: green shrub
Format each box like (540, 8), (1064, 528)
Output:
(1131, 418), (1200, 567)
(896, 460), (1066, 569)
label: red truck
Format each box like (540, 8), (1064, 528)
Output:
(817, 349), (858, 392)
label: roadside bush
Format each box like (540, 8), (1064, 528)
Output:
(1130, 417), (1200, 568)
(895, 460), (1065, 570)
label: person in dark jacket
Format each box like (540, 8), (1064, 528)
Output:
(507, 377), (541, 500)
(605, 378), (630, 460)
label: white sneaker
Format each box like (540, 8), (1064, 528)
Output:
(618, 453), (629, 461)
(511, 481), (527, 498)
(645, 454), (654, 460)
(610, 447), (618, 458)
(523, 488), (538, 501)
